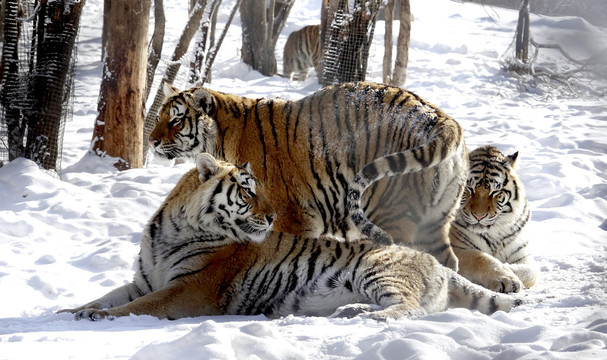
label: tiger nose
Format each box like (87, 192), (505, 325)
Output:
(149, 138), (160, 148)
(471, 212), (487, 221)
(265, 214), (276, 226)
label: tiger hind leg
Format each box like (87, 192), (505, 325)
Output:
(413, 222), (459, 271)
(448, 272), (522, 314)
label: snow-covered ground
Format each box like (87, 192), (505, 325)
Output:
(1, 1), (606, 359)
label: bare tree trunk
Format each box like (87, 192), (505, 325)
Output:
(240, 0), (294, 76)
(146, 0), (165, 99)
(383, 0), (395, 84)
(201, 0), (242, 85)
(515, 0), (530, 63)
(189, 0), (221, 85)
(391, 0), (411, 87)
(92, 0), (151, 170)
(206, 6), (219, 83)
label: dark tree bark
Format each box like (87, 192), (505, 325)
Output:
(515, 0), (530, 63)
(92, 0), (151, 170)
(0, 0), (25, 161)
(23, 0), (85, 171)
(240, 0), (294, 76)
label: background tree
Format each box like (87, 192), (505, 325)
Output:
(390, 0), (411, 87)
(515, 0), (530, 63)
(0, 0), (24, 162)
(0, 0), (84, 173)
(147, 0), (166, 98)
(91, 0), (151, 170)
(240, 0), (294, 76)
(382, 0), (395, 84)
(320, 0), (381, 85)
(502, 0), (607, 96)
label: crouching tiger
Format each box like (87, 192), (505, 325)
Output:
(149, 81), (468, 271)
(450, 145), (538, 293)
(60, 153), (520, 321)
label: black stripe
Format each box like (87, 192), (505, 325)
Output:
(362, 162), (378, 182)
(254, 101), (268, 172)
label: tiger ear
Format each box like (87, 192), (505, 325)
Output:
(506, 151), (519, 167)
(196, 153), (219, 182)
(192, 87), (214, 114)
(162, 82), (179, 100)
(240, 162), (252, 173)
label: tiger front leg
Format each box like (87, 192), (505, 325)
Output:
(58, 282), (143, 317)
(72, 279), (221, 321)
(454, 248), (523, 293)
(331, 303), (427, 321)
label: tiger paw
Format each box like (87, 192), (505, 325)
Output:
(485, 267), (523, 293)
(330, 304), (374, 318)
(74, 308), (115, 321)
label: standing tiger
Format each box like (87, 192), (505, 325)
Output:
(282, 24), (322, 81)
(149, 81), (468, 270)
(450, 145), (537, 293)
(60, 153), (520, 321)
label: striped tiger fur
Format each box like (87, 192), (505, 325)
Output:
(60, 153), (520, 321)
(149, 81), (468, 270)
(282, 24), (321, 81)
(449, 145), (537, 293)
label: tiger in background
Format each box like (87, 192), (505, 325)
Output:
(282, 24), (322, 81)
(60, 153), (521, 321)
(149, 81), (468, 270)
(450, 145), (537, 293)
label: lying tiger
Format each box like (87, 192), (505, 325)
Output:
(450, 145), (538, 293)
(149, 81), (468, 271)
(60, 153), (520, 321)
(282, 24), (321, 81)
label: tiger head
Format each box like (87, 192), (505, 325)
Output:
(184, 153), (276, 243)
(458, 145), (524, 227)
(149, 83), (217, 160)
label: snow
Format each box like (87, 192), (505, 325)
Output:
(1, 0), (607, 359)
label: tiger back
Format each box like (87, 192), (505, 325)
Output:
(61, 153), (520, 321)
(449, 145), (537, 293)
(149, 81), (468, 270)
(283, 24), (321, 81)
